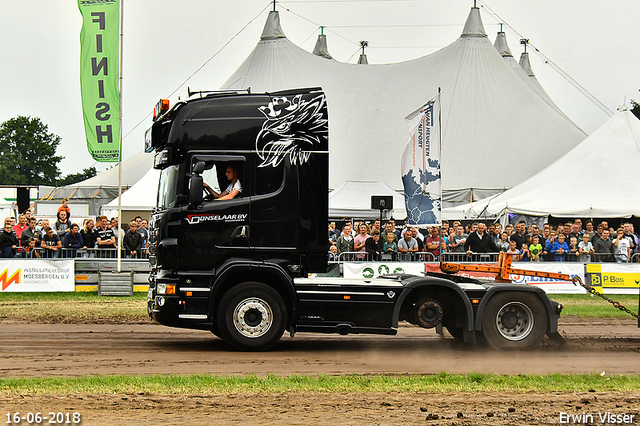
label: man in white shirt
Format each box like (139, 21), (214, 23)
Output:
(211, 165), (242, 201)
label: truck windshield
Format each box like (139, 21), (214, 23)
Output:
(157, 164), (179, 209)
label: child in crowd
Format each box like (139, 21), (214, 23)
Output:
(57, 198), (71, 219)
(383, 232), (398, 257)
(528, 235), (543, 262)
(520, 243), (530, 262)
(569, 236), (579, 261)
(551, 234), (569, 262)
(496, 232), (510, 252)
(506, 240), (521, 261)
(578, 233), (594, 263)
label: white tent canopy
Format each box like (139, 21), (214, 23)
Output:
(38, 151), (154, 215)
(101, 167), (160, 220)
(329, 181), (407, 219)
(456, 109), (640, 219)
(222, 8), (587, 206)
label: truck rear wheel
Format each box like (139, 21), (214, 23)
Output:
(481, 292), (548, 350)
(217, 282), (286, 351)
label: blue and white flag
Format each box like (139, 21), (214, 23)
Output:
(401, 94), (441, 225)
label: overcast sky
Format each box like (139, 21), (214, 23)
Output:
(1, 0), (638, 177)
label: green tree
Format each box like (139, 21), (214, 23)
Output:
(0, 116), (63, 185)
(57, 167), (97, 186)
(631, 99), (640, 120)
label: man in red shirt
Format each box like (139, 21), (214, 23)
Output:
(12, 214), (28, 243)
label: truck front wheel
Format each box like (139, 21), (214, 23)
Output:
(217, 282), (286, 351)
(481, 292), (548, 350)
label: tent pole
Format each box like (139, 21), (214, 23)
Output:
(116, 0), (124, 273)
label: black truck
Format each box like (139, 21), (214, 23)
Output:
(145, 87), (563, 351)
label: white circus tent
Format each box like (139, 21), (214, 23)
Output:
(454, 108), (640, 219)
(101, 167), (160, 222)
(222, 7), (587, 206)
(329, 181), (407, 219)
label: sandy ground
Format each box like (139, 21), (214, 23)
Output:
(1, 317), (639, 425)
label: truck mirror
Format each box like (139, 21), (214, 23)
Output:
(189, 175), (203, 207)
(192, 161), (206, 175)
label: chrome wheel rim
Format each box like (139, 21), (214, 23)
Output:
(233, 297), (273, 338)
(495, 301), (534, 341)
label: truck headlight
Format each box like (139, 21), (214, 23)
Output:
(157, 283), (167, 294)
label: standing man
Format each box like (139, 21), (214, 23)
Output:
(336, 224), (354, 257)
(12, 214), (28, 243)
(96, 216), (117, 256)
(135, 216), (149, 250)
(40, 227), (62, 258)
(509, 222), (526, 251)
(0, 222), (19, 258)
(21, 217), (41, 247)
(425, 226), (445, 260)
(353, 223), (369, 260)
(465, 223), (499, 256)
(398, 230), (418, 260)
(380, 222), (398, 246)
(594, 229), (615, 262)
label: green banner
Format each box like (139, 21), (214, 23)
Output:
(78, 0), (120, 162)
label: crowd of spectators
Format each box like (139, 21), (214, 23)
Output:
(328, 218), (640, 263)
(0, 200), (150, 259)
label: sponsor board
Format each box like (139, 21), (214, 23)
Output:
(0, 260), (75, 292)
(508, 262), (586, 294)
(586, 263), (640, 294)
(343, 262), (425, 279)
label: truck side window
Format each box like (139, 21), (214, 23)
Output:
(201, 164), (221, 197)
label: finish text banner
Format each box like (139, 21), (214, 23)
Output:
(78, 0), (120, 162)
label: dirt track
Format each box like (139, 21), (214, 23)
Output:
(1, 318), (640, 425)
(1, 317), (639, 377)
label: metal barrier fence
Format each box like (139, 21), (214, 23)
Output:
(334, 251), (639, 264)
(9, 247), (150, 260)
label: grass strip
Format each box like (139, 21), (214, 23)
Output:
(551, 294), (640, 318)
(1, 373), (640, 395)
(2, 293), (638, 323)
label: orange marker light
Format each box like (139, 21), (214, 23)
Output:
(343, 295), (350, 300)
(166, 285), (176, 295)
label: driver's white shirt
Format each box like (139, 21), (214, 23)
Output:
(225, 180), (242, 195)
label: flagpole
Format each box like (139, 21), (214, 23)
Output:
(116, 0), (124, 273)
(437, 87), (442, 262)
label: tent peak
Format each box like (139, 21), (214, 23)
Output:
(261, 10), (286, 40)
(494, 31), (513, 57)
(313, 34), (333, 59)
(518, 51), (535, 77)
(461, 7), (487, 37)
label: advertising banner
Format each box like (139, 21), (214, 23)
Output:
(0, 260), (75, 292)
(586, 263), (640, 294)
(402, 93), (441, 225)
(509, 262), (586, 294)
(343, 262), (425, 279)
(78, 0), (121, 162)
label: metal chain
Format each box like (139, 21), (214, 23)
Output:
(572, 276), (639, 319)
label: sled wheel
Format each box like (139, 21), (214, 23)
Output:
(481, 292), (548, 350)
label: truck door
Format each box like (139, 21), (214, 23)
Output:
(249, 158), (298, 251)
(179, 155), (250, 270)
